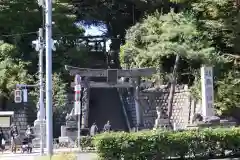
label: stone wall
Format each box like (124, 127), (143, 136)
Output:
(0, 94), (74, 138)
(139, 85), (193, 129)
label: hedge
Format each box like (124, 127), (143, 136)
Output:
(93, 128), (240, 160)
(75, 136), (95, 150)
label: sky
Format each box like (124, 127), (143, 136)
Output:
(84, 26), (104, 36)
(84, 26), (111, 51)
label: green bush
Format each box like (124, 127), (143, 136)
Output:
(93, 128), (240, 160)
(75, 136), (95, 150)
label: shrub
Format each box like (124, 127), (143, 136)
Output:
(93, 128), (240, 160)
(75, 136), (95, 150)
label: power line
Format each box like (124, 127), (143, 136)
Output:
(0, 32), (37, 37)
(0, 1), (66, 4)
(0, 32), (108, 38)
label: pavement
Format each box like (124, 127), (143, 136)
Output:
(1, 148), (239, 160)
(0, 148), (98, 160)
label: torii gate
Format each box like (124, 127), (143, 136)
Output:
(65, 65), (156, 128)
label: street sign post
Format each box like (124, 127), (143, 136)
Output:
(14, 89), (22, 103)
(75, 85), (81, 102)
(74, 74), (82, 149)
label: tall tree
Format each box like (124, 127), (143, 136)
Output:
(0, 42), (33, 110)
(120, 11), (240, 117)
(0, 0), (87, 75)
(72, 0), (175, 38)
(120, 11), (223, 83)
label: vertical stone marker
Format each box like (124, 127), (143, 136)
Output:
(200, 66), (215, 120)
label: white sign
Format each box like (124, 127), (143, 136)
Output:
(74, 101), (81, 115)
(74, 85), (81, 92)
(23, 89), (28, 102)
(201, 66), (215, 118)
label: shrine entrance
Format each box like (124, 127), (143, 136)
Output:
(65, 65), (156, 131)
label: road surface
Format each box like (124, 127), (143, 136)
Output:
(0, 148), (97, 160)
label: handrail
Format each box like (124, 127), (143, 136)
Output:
(117, 89), (131, 132)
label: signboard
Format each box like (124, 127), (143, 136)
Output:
(14, 89), (22, 103)
(74, 85), (81, 92)
(74, 101), (81, 115)
(0, 116), (11, 127)
(23, 89), (28, 102)
(75, 85), (81, 101)
(201, 66), (215, 118)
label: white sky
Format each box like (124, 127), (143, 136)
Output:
(84, 26), (103, 36)
(84, 26), (111, 51)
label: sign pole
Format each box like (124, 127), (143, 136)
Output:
(74, 75), (82, 150)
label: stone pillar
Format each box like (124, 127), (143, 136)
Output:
(200, 66), (215, 120)
(134, 77), (141, 126)
(32, 104), (46, 148)
(61, 126), (67, 137)
(33, 119), (46, 148)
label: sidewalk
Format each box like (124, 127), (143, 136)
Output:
(1, 147), (96, 155)
(0, 148), (97, 160)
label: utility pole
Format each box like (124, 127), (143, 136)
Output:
(45, 0), (53, 155)
(32, 28), (45, 155)
(38, 28), (45, 155)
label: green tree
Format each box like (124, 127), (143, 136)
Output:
(170, 0), (240, 55)
(0, 0), (87, 74)
(120, 11), (224, 83)
(52, 73), (68, 113)
(31, 73), (68, 114)
(73, 0), (175, 38)
(120, 10), (240, 117)
(0, 42), (33, 110)
(215, 70), (240, 116)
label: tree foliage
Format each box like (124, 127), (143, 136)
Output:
(72, 0), (176, 38)
(121, 8), (239, 116)
(0, 42), (32, 109)
(0, 0), (87, 111)
(31, 73), (68, 114)
(52, 73), (68, 113)
(120, 11), (226, 83)
(0, 0), (87, 74)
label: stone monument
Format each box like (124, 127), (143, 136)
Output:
(200, 66), (220, 122)
(59, 107), (77, 147)
(153, 106), (171, 130)
(32, 102), (46, 148)
(186, 66), (236, 129)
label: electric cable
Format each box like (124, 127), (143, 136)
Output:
(0, 32), (38, 37)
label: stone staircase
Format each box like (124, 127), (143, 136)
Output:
(88, 88), (129, 132)
(88, 51), (107, 68)
(118, 88), (137, 129)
